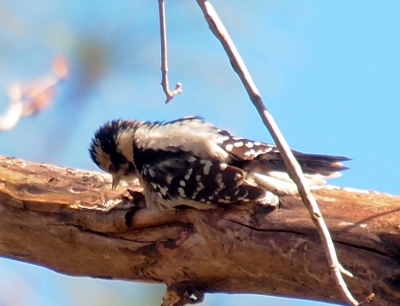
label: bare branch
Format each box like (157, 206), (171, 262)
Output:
(1, 156), (400, 305)
(162, 285), (204, 306)
(0, 57), (69, 131)
(0, 85), (24, 131)
(158, 0), (182, 104)
(195, 1), (364, 304)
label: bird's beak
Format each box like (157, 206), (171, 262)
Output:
(111, 175), (121, 190)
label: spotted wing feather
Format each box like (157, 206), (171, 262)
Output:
(216, 129), (276, 160)
(136, 149), (267, 210)
(216, 131), (349, 177)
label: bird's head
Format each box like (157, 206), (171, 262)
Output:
(89, 120), (139, 190)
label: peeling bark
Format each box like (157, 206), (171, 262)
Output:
(0, 155), (400, 305)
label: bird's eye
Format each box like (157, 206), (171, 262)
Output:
(109, 164), (119, 173)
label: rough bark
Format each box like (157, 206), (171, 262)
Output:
(0, 155), (399, 305)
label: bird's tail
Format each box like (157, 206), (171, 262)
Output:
(241, 152), (350, 195)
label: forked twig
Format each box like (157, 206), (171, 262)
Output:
(158, 0), (182, 104)
(0, 57), (69, 131)
(196, 1), (371, 305)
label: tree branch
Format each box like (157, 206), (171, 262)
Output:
(0, 57), (69, 131)
(1, 155), (400, 305)
(158, 0), (182, 104)
(195, 1), (361, 304)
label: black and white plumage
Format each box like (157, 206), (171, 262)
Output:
(89, 116), (349, 211)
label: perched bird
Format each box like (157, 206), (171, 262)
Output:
(89, 116), (349, 211)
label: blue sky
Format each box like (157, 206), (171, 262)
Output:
(0, 1), (398, 305)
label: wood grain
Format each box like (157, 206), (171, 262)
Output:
(1, 155), (399, 305)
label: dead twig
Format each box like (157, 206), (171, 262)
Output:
(158, 0), (182, 104)
(0, 56), (69, 131)
(162, 285), (204, 306)
(196, 1), (369, 305)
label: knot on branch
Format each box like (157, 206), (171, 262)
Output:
(162, 284), (204, 306)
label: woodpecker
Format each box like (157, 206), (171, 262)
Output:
(89, 116), (349, 210)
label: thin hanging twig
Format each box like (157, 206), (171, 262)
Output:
(195, 1), (372, 305)
(158, 0), (182, 104)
